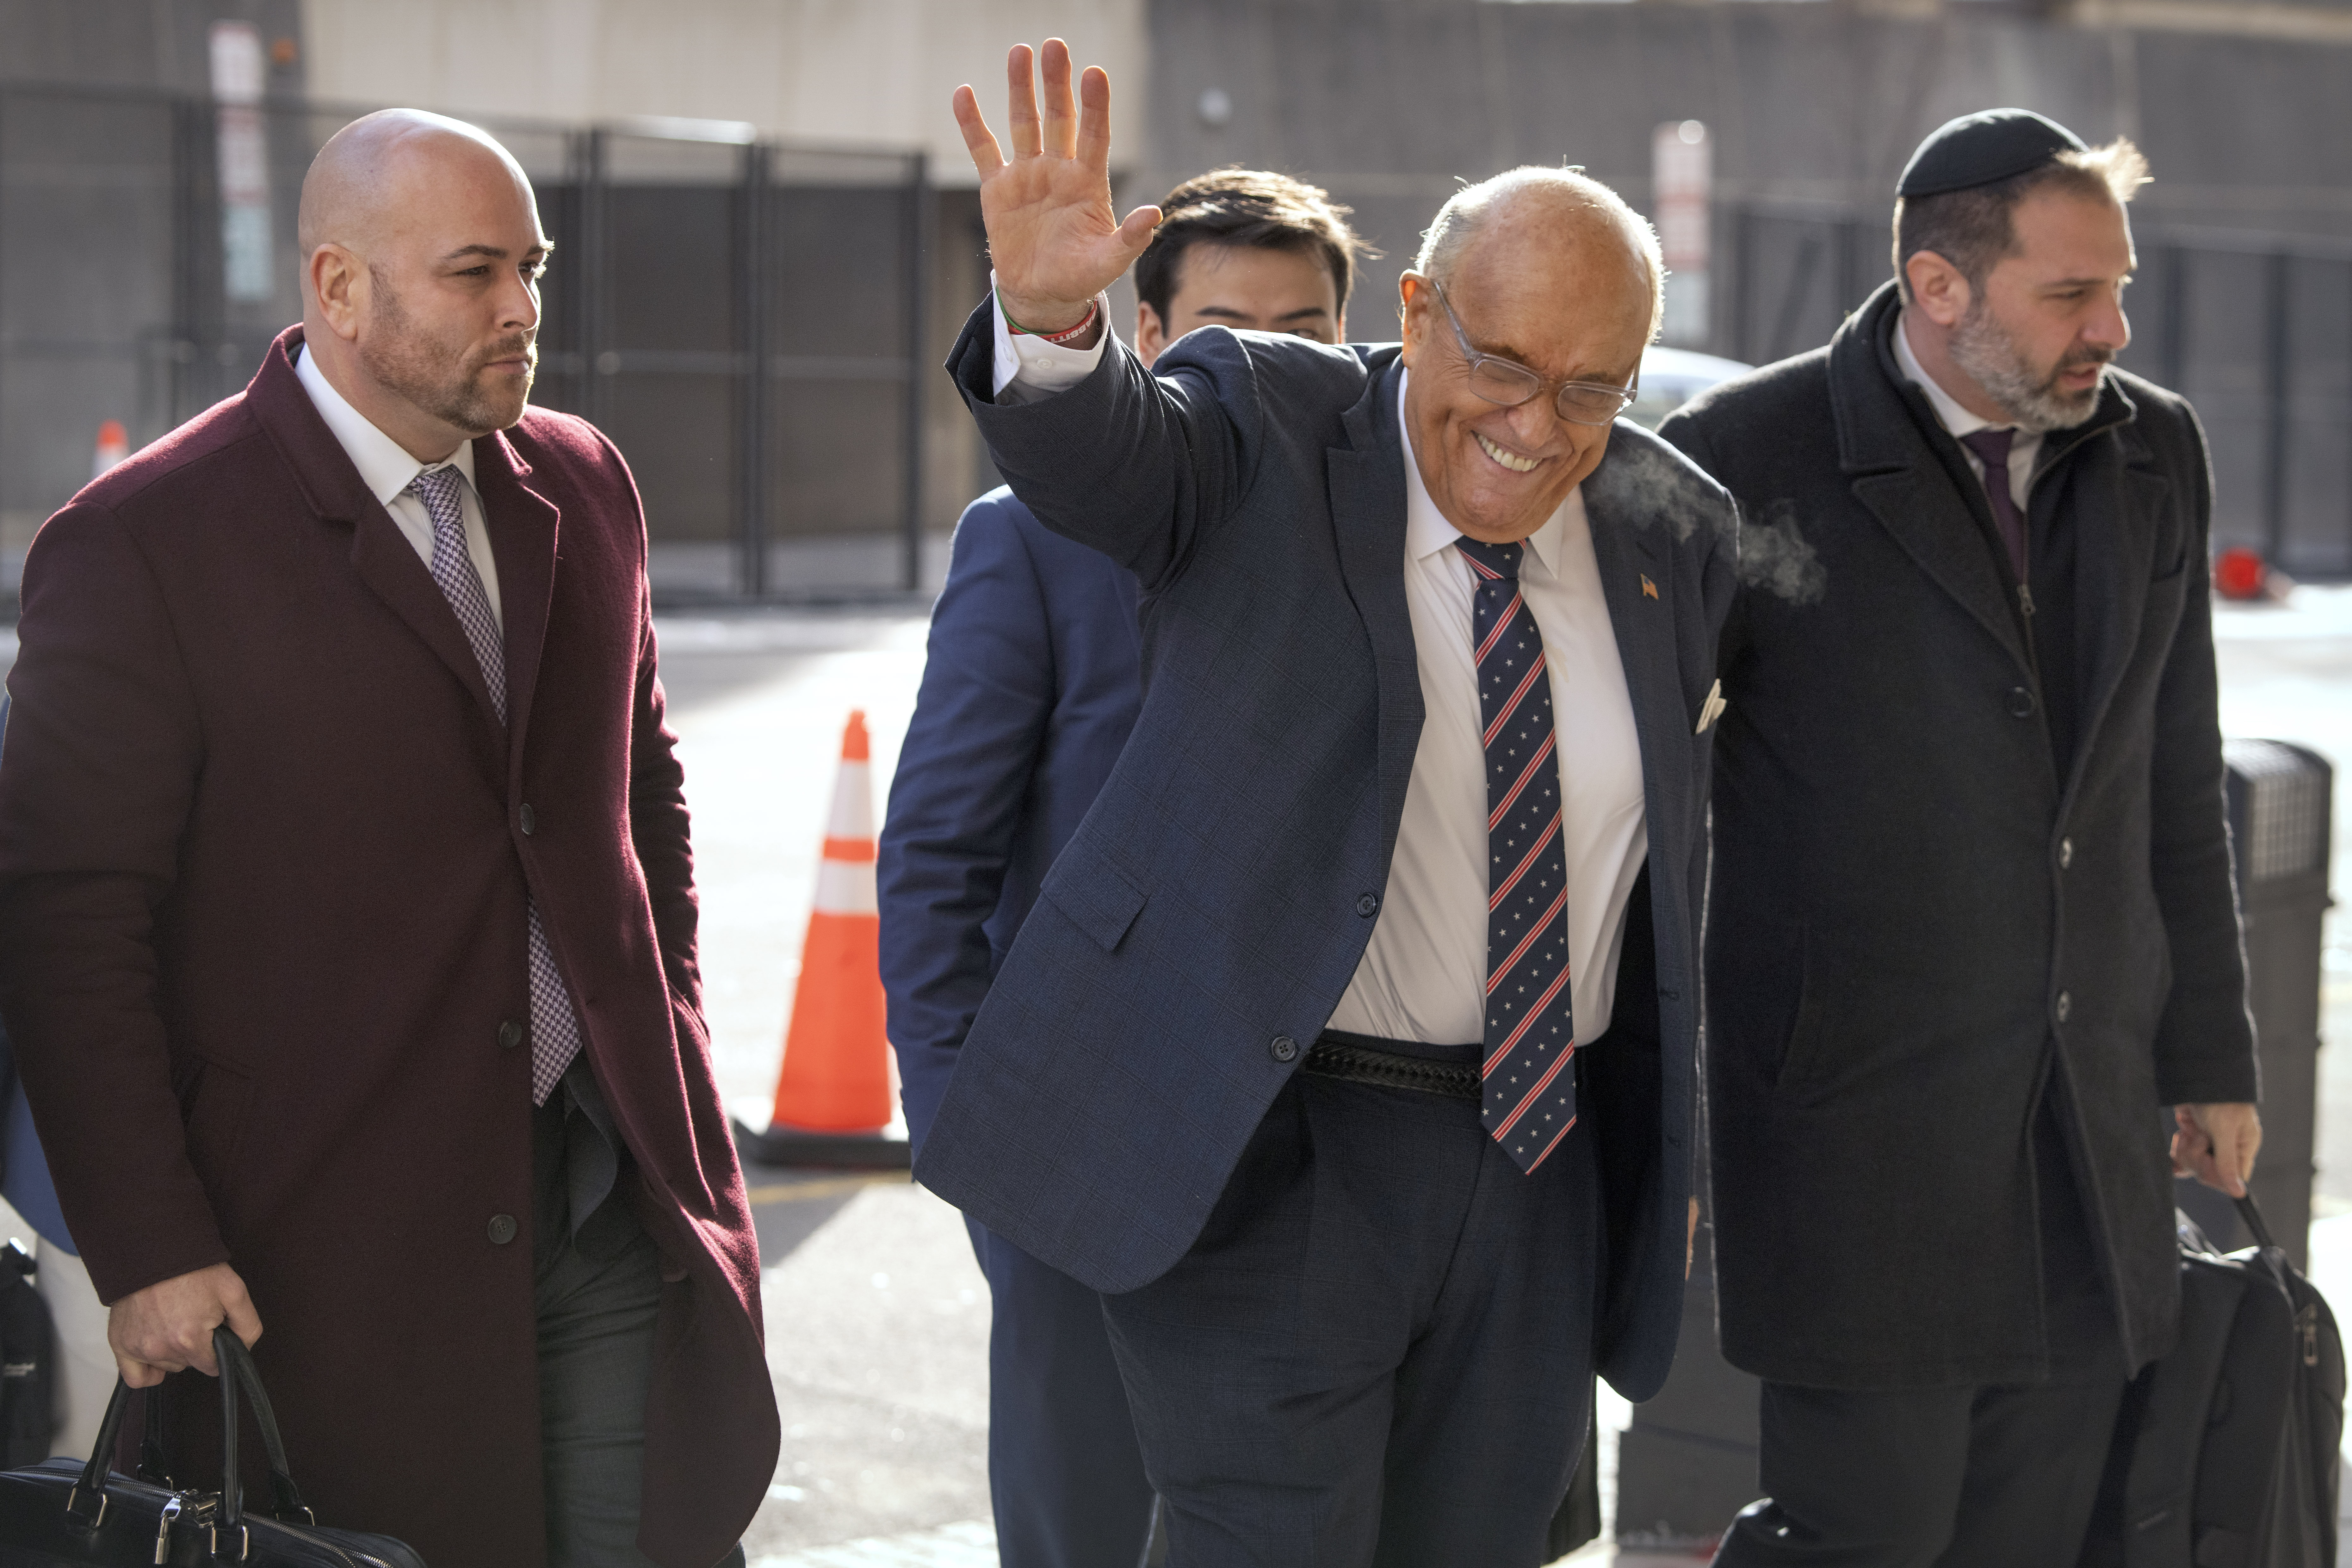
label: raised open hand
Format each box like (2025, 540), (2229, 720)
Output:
(952, 40), (1161, 336)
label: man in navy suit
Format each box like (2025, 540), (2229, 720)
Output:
(879, 168), (1363, 1568)
(907, 44), (1735, 1565)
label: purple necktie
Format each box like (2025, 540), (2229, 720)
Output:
(1958, 427), (2027, 579)
(407, 466), (584, 1106)
(1458, 537), (1578, 1175)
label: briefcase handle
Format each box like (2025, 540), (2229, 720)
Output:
(65, 1328), (315, 1550)
(2235, 1190), (2277, 1252)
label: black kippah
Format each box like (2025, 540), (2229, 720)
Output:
(1897, 108), (2088, 199)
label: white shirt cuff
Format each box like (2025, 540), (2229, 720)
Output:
(989, 273), (1109, 405)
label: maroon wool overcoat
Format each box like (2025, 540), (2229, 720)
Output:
(0, 327), (778, 1568)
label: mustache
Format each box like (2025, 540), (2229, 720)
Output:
(469, 335), (537, 370)
(2058, 343), (2114, 373)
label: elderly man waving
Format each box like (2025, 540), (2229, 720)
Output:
(911, 40), (1734, 1565)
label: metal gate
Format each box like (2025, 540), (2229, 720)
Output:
(0, 86), (930, 600)
(1724, 204), (2352, 579)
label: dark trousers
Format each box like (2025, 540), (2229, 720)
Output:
(1713, 1088), (2127, 1568)
(534, 1079), (746, 1568)
(966, 1220), (1158, 1568)
(1099, 1054), (1601, 1568)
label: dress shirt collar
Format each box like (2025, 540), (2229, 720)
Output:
(295, 343), (478, 505)
(1396, 369), (1569, 576)
(1893, 308), (2007, 440)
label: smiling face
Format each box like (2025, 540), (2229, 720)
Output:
(301, 113), (549, 459)
(1133, 241), (1343, 365)
(1398, 206), (1652, 543)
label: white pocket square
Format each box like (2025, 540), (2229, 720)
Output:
(1696, 680), (1728, 735)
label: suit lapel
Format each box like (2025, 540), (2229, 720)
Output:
(1831, 285), (2033, 678)
(242, 329), (513, 744)
(473, 429), (560, 770)
(1582, 447), (1687, 838)
(1329, 357), (1424, 865)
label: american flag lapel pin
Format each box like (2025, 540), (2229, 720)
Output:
(1640, 573), (1659, 600)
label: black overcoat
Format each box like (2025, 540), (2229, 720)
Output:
(1660, 283), (2256, 1389)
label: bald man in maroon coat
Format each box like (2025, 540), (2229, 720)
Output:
(0, 111), (775, 1568)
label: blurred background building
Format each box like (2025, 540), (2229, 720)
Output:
(3, 0), (2349, 601)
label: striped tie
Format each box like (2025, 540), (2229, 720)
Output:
(407, 465), (584, 1107)
(1458, 537), (1577, 1174)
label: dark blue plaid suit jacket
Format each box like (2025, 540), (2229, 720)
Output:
(916, 299), (1737, 1401)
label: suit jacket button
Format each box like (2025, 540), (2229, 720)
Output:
(1356, 893), (1380, 917)
(2055, 991), (2072, 1023)
(487, 1214), (519, 1245)
(1270, 1035), (1298, 1063)
(498, 1020), (525, 1051)
(2007, 687), (2036, 719)
(519, 803), (537, 835)
(2058, 837), (2074, 870)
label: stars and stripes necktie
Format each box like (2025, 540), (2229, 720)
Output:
(407, 465), (584, 1106)
(1457, 536), (1578, 1174)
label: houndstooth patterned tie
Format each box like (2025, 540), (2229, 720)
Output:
(408, 465), (583, 1106)
(1458, 536), (1578, 1174)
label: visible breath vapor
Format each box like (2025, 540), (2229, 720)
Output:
(1595, 439), (1829, 604)
(1740, 500), (1828, 606)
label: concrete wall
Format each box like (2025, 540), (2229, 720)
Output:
(1139, 0), (2352, 336)
(298, 0), (1143, 185)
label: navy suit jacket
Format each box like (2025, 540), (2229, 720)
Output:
(879, 489), (1142, 1151)
(918, 299), (1736, 1400)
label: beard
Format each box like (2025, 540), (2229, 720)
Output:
(358, 271), (536, 437)
(1947, 298), (2111, 434)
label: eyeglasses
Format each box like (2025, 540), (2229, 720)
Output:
(1413, 274), (1638, 427)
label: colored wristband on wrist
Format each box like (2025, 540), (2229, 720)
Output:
(1004, 296), (1101, 345)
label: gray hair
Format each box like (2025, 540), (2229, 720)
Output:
(1413, 166), (1666, 339)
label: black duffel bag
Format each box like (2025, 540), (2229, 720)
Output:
(2081, 1193), (2345, 1568)
(0, 1327), (422, 1566)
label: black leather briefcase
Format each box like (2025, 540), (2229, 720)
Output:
(0, 1328), (424, 1566)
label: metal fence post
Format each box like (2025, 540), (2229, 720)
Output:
(577, 128), (608, 430)
(2262, 250), (2291, 565)
(736, 140), (771, 599)
(901, 151), (931, 593)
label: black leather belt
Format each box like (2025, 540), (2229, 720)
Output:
(1302, 1034), (1481, 1100)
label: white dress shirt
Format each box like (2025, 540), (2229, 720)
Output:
(295, 344), (504, 632)
(1894, 310), (2039, 513)
(991, 297), (1649, 1046)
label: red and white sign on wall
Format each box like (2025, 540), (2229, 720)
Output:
(1652, 119), (1711, 347)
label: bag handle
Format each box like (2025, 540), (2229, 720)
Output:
(213, 1327), (315, 1542)
(60, 1330), (315, 1549)
(2235, 1189), (2278, 1253)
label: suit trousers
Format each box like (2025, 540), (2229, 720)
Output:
(534, 1088), (746, 1568)
(1098, 1052), (1601, 1568)
(965, 1220), (1158, 1568)
(1711, 1091), (2128, 1568)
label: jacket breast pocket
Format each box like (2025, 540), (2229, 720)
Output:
(1039, 832), (1150, 953)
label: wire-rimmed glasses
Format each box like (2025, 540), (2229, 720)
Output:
(1414, 273), (1638, 427)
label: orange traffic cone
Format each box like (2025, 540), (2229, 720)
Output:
(734, 711), (910, 1170)
(92, 421), (128, 480)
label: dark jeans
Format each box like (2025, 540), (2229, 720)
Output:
(1099, 1054), (1602, 1568)
(966, 1219), (1158, 1568)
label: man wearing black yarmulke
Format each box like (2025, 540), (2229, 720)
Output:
(1663, 109), (2261, 1564)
